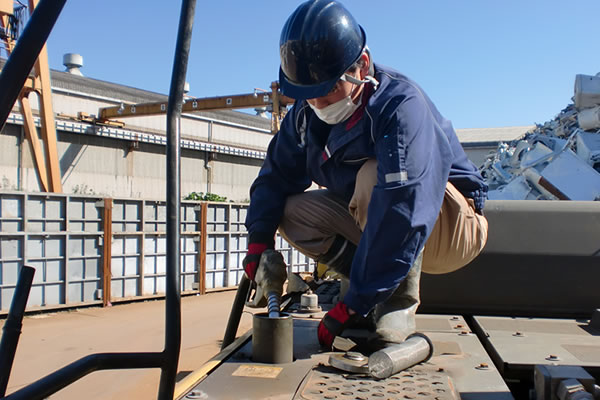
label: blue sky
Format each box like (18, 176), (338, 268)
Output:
(43, 1), (600, 129)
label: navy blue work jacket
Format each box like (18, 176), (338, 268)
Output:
(245, 64), (487, 315)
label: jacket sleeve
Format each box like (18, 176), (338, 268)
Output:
(244, 105), (312, 239)
(343, 90), (454, 316)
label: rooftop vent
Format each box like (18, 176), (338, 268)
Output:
(63, 53), (83, 76)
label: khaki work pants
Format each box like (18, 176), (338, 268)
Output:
(279, 159), (488, 274)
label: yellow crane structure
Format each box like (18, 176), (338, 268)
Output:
(98, 81), (295, 134)
(0, 0), (61, 192)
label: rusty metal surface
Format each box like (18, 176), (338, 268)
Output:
(473, 315), (600, 379)
(295, 364), (459, 400)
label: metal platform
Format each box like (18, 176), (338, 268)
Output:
(183, 315), (513, 400)
(473, 315), (600, 380)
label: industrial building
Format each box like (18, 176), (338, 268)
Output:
(0, 56), (531, 202)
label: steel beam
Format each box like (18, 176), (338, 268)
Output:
(18, 95), (49, 191)
(98, 91), (295, 119)
(199, 201), (208, 295)
(30, 0), (62, 192)
(101, 198), (113, 307)
(0, 0), (12, 15)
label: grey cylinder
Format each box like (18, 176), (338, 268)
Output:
(252, 313), (293, 364)
(368, 333), (433, 379)
(301, 292), (318, 309)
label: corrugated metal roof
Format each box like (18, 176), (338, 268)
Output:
(456, 126), (533, 144)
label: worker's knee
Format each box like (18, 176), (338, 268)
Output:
(422, 183), (488, 274)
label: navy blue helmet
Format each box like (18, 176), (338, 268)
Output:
(279, 0), (366, 100)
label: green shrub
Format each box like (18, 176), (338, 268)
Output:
(184, 192), (227, 202)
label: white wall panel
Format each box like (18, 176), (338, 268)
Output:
(0, 194), (314, 312)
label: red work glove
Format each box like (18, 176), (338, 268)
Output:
(318, 301), (358, 349)
(242, 242), (269, 281)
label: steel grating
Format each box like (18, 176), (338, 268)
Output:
(296, 365), (459, 400)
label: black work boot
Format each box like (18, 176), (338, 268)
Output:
(368, 250), (423, 351)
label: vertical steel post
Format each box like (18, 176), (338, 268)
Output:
(102, 199), (113, 307)
(0, 266), (35, 397)
(157, 0), (196, 398)
(199, 202), (207, 295)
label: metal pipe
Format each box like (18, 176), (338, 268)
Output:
(252, 313), (293, 364)
(0, 0), (67, 131)
(368, 333), (434, 379)
(221, 274), (251, 350)
(2, 352), (163, 400)
(0, 266), (35, 397)
(158, 0), (196, 398)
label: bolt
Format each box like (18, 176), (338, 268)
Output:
(546, 354), (560, 361)
(345, 351), (365, 361)
(454, 324), (464, 329)
(267, 291), (280, 318)
(513, 331), (524, 337)
(450, 316), (459, 320)
(459, 331), (470, 336)
(185, 390), (207, 399)
(475, 363), (489, 370)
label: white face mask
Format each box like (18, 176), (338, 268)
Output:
(308, 95), (361, 125)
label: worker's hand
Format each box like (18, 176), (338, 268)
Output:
(242, 242), (270, 281)
(318, 301), (357, 349)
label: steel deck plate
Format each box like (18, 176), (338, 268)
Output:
(186, 315), (513, 399)
(414, 315), (513, 400)
(473, 315), (600, 379)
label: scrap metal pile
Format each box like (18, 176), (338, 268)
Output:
(480, 74), (600, 200)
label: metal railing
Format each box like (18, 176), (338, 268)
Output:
(0, 194), (315, 312)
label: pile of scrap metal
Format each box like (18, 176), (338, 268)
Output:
(480, 74), (600, 200)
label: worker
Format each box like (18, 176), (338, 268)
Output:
(243, 0), (488, 350)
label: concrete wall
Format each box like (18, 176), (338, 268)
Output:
(0, 122), (265, 201)
(0, 118), (498, 201)
(463, 146), (497, 169)
(0, 124), (22, 191)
